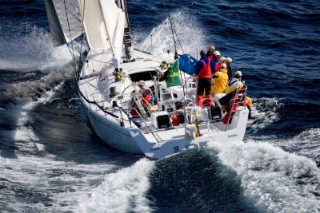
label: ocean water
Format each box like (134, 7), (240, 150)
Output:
(0, 0), (319, 212)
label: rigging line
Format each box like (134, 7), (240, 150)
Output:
(79, 0), (87, 68)
(169, 14), (177, 53)
(162, 3), (176, 55)
(79, 0), (90, 71)
(64, 0), (76, 65)
(163, 3), (185, 56)
(171, 21), (185, 54)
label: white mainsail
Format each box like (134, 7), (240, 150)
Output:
(77, 0), (126, 62)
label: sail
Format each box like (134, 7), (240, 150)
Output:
(76, 0), (128, 67)
(77, 0), (126, 53)
(44, 0), (83, 47)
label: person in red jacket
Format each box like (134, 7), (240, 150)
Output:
(130, 80), (151, 117)
(138, 80), (151, 105)
(195, 50), (215, 107)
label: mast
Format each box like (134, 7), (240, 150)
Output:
(119, 0), (133, 61)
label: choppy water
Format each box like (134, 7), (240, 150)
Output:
(0, 0), (319, 212)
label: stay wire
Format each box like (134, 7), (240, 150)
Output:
(64, 0), (77, 67)
(79, 0), (87, 71)
(163, 3), (185, 56)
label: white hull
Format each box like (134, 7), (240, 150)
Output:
(80, 89), (249, 159)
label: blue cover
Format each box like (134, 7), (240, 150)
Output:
(178, 54), (198, 75)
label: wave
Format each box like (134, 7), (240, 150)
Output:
(0, 67), (74, 106)
(148, 140), (320, 212)
(134, 10), (206, 58)
(0, 149), (123, 212)
(77, 158), (155, 213)
(271, 128), (320, 167)
(0, 66), (74, 158)
(0, 24), (73, 72)
(149, 150), (258, 212)
(246, 97), (320, 137)
(246, 98), (285, 134)
(209, 140), (320, 212)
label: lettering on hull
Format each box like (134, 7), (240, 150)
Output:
(185, 141), (209, 150)
(150, 147), (160, 151)
(228, 134), (238, 138)
(149, 141), (209, 155)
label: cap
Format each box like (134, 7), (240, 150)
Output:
(226, 57), (232, 63)
(138, 80), (145, 86)
(213, 51), (220, 56)
(221, 63), (227, 68)
(219, 56), (226, 62)
(235, 71), (242, 77)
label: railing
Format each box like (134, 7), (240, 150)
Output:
(78, 89), (119, 119)
(224, 88), (247, 131)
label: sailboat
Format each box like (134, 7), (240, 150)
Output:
(44, 0), (249, 159)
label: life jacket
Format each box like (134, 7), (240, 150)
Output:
(215, 62), (222, 71)
(198, 59), (212, 78)
(171, 115), (179, 126)
(226, 78), (243, 94)
(139, 87), (152, 105)
(211, 68), (228, 94)
(141, 88), (151, 106)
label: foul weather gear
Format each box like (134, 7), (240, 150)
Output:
(211, 67), (229, 95)
(226, 77), (243, 94)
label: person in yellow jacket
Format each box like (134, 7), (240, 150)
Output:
(210, 63), (229, 103)
(226, 71), (254, 119)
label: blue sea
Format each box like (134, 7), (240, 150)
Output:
(0, 0), (319, 212)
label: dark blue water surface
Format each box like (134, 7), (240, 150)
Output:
(0, 0), (319, 212)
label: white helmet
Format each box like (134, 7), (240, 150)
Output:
(213, 51), (221, 56)
(226, 57), (232, 63)
(235, 71), (242, 77)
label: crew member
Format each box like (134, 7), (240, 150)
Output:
(226, 71), (243, 94)
(137, 80), (151, 106)
(195, 50), (215, 107)
(130, 80), (152, 117)
(215, 56), (226, 71)
(226, 57), (233, 79)
(226, 71), (254, 119)
(206, 46), (215, 59)
(211, 63), (229, 102)
(213, 51), (221, 62)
